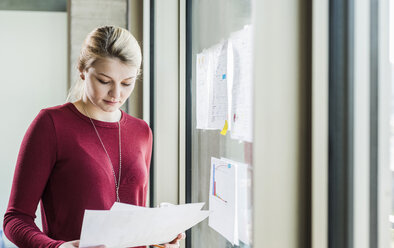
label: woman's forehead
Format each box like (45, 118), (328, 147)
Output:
(90, 57), (138, 79)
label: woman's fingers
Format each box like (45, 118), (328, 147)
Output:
(166, 232), (186, 247)
(59, 240), (80, 248)
(58, 240), (105, 248)
(163, 232), (186, 247)
(170, 232), (186, 243)
(179, 233), (186, 240)
(173, 232), (186, 242)
(164, 242), (180, 248)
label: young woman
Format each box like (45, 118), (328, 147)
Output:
(3, 26), (183, 248)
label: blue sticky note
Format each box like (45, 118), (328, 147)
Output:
(222, 74), (226, 79)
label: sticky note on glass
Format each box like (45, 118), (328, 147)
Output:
(220, 120), (229, 135)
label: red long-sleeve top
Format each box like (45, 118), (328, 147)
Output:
(3, 102), (152, 248)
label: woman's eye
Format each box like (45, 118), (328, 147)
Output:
(98, 79), (110, 84)
(122, 83), (132, 86)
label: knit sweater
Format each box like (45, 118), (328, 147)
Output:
(3, 102), (152, 248)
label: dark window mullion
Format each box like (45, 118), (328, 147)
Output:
(369, 0), (379, 247)
(328, 0), (354, 247)
(185, 0), (192, 247)
(149, 0), (155, 208)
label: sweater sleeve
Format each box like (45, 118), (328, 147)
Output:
(143, 126), (153, 206)
(3, 110), (65, 248)
(145, 126), (153, 172)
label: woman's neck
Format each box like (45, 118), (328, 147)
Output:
(74, 99), (121, 122)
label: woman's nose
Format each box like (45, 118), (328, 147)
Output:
(109, 84), (121, 99)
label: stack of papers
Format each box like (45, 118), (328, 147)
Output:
(79, 202), (209, 248)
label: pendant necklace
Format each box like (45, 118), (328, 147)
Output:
(82, 104), (122, 202)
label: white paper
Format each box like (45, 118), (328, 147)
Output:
(110, 202), (145, 211)
(79, 203), (209, 248)
(226, 40), (234, 131)
(196, 51), (210, 129)
(196, 41), (229, 130)
(111, 202), (205, 212)
(208, 42), (228, 129)
(229, 26), (253, 142)
(221, 158), (252, 245)
(208, 157), (238, 245)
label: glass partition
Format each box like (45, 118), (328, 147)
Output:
(188, 0), (253, 247)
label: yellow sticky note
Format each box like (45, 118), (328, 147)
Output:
(220, 120), (229, 136)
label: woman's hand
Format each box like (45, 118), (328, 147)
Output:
(59, 240), (106, 248)
(156, 203), (186, 247)
(162, 233), (186, 248)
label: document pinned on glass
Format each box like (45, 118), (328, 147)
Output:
(79, 202), (209, 248)
(221, 157), (252, 245)
(208, 42), (229, 129)
(196, 51), (210, 129)
(228, 25), (253, 142)
(196, 41), (229, 130)
(209, 157), (238, 245)
(208, 157), (252, 245)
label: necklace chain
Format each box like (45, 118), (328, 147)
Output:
(82, 104), (122, 202)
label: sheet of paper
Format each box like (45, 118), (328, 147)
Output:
(79, 203), (209, 248)
(196, 41), (230, 130)
(226, 40), (234, 131)
(221, 157), (252, 245)
(229, 25), (253, 142)
(207, 42), (228, 130)
(196, 51), (210, 129)
(208, 157), (238, 245)
(111, 202), (205, 211)
(110, 202), (145, 211)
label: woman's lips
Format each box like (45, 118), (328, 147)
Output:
(104, 100), (118, 105)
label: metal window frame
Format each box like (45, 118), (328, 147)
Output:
(149, 0), (155, 208)
(369, 0), (379, 246)
(328, 0), (355, 247)
(185, 0), (192, 246)
(376, 0), (390, 247)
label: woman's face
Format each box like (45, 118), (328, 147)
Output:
(81, 57), (138, 113)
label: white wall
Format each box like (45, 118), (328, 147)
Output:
(153, 0), (180, 206)
(68, 0), (127, 101)
(311, 0), (328, 247)
(0, 10), (67, 247)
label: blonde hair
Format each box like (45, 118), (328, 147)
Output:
(66, 25), (142, 102)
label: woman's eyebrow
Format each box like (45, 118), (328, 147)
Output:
(98, 72), (135, 80)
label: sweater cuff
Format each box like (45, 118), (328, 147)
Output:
(54, 240), (66, 248)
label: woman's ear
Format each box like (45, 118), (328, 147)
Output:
(80, 71), (85, 80)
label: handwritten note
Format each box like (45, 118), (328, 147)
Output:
(208, 42), (228, 129)
(196, 51), (210, 129)
(229, 26), (253, 142)
(196, 41), (229, 130)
